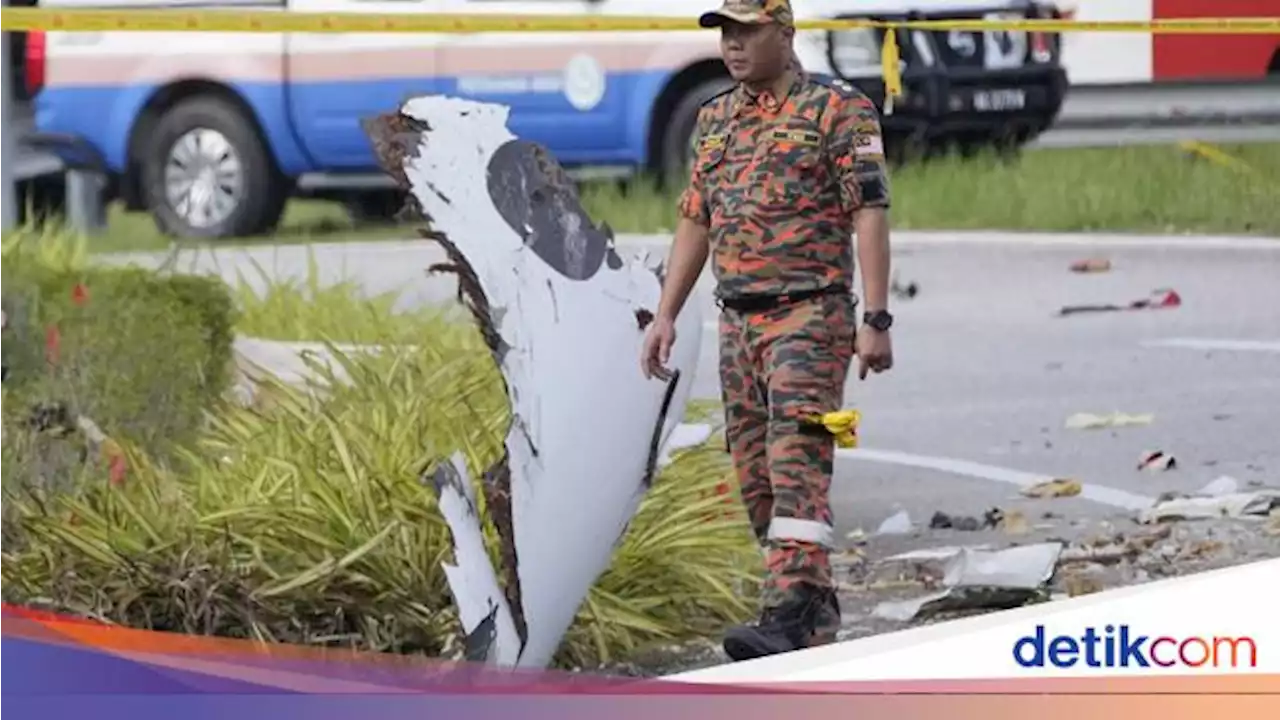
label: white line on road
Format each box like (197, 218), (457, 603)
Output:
(836, 447), (1156, 511)
(1142, 338), (1280, 353)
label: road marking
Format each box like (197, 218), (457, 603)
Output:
(835, 447), (1156, 511)
(614, 232), (1280, 251)
(1142, 338), (1280, 354)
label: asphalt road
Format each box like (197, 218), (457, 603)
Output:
(107, 231), (1280, 543)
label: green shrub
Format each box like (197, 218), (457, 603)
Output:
(1, 328), (760, 667)
(230, 253), (447, 345)
(2, 230), (238, 490)
(2, 236), (760, 668)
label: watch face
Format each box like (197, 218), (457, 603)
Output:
(867, 311), (893, 331)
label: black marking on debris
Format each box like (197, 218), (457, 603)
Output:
(635, 308), (654, 330)
(546, 279), (559, 323)
(426, 181), (453, 206)
(651, 261), (667, 285)
(366, 110), (529, 652)
(485, 140), (609, 282)
(640, 369), (682, 490)
(605, 248), (623, 270)
(517, 418), (539, 460)
(464, 602), (500, 663)
(599, 221), (623, 271)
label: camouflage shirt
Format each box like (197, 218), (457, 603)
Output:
(677, 71), (891, 299)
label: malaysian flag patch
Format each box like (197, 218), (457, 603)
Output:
(855, 135), (884, 156)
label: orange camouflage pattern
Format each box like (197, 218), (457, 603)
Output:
(686, 70), (890, 633)
(719, 291), (856, 637)
(677, 70), (891, 300)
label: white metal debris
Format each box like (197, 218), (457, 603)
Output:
(371, 96), (703, 668)
(872, 543), (1063, 622)
(1139, 489), (1280, 524)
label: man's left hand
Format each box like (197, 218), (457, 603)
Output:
(856, 326), (893, 380)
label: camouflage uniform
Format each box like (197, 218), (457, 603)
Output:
(684, 0), (892, 660)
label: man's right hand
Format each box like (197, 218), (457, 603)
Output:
(640, 316), (678, 379)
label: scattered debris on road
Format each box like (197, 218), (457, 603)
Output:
(1138, 450), (1177, 472)
(993, 508), (1032, 535)
(1197, 475), (1240, 497)
(1069, 258), (1112, 273)
(1057, 288), (1182, 317)
(890, 275), (919, 300)
(1065, 411), (1154, 430)
(1139, 486), (1280, 524)
(877, 509), (913, 535)
(871, 543), (1063, 622)
(1023, 477), (1084, 499)
(929, 511), (984, 531)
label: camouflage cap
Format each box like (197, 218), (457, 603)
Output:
(698, 0), (795, 29)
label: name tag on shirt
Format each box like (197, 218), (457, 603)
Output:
(771, 129), (822, 146)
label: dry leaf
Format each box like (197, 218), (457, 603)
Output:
(1023, 478), (1084, 499)
(999, 510), (1031, 535)
(1061, 572), (1106, 597)
(1065, 412), (1154, 430)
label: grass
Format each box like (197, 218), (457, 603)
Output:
(73, 143), (1280, 255)
(2, 228), (761, 669)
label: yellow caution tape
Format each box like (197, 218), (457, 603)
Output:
(812, 409), (861, 449)
(1, 9), (1278, 34)
(3, 9), (1275, 111)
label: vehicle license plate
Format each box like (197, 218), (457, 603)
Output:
(972, 89), (1027, 112)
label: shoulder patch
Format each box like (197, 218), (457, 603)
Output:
(809, 74), (864, 100)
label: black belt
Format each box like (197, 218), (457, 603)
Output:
(717, 284), (849, 314)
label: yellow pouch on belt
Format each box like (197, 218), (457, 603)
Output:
(807, 409), (860, 449)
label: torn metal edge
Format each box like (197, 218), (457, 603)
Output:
(365, 110), (529, 654)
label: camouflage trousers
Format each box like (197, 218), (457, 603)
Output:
(718, 291), (857, 644)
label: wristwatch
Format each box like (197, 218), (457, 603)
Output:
(863, 309), (894, 332)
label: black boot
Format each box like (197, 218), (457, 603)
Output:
(723, 584), (837, 662)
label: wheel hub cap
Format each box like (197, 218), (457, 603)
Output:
(164, 128), (245, 229)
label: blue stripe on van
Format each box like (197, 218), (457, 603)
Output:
(35, 70), (671, 176)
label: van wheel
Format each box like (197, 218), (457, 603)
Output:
(658, 76), (735, 184)
(141, 97), (286, 239)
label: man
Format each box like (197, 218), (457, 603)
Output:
(639, 0), (895, 661)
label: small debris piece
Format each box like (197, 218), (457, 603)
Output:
(1022, 478), (1083, 499)
(998, 510), (1031, 535)
(891, 277), (919, 300)
(1138, 489), (1280, 524)
(1197, 475), (1239, 497)
(929, 511), (983, 531)
(1057, 288), (1181, 317)
(1069, 258), (1111, 273)
(1138, 450), (1177, 472)
(872, 543), (1063, 622)
(1065, 411), (1154, 430)
(1059, 568), (1107, 597)
(876, 509), (912, 535)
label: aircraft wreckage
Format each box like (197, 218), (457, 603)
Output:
(365, 97), (705, 669)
